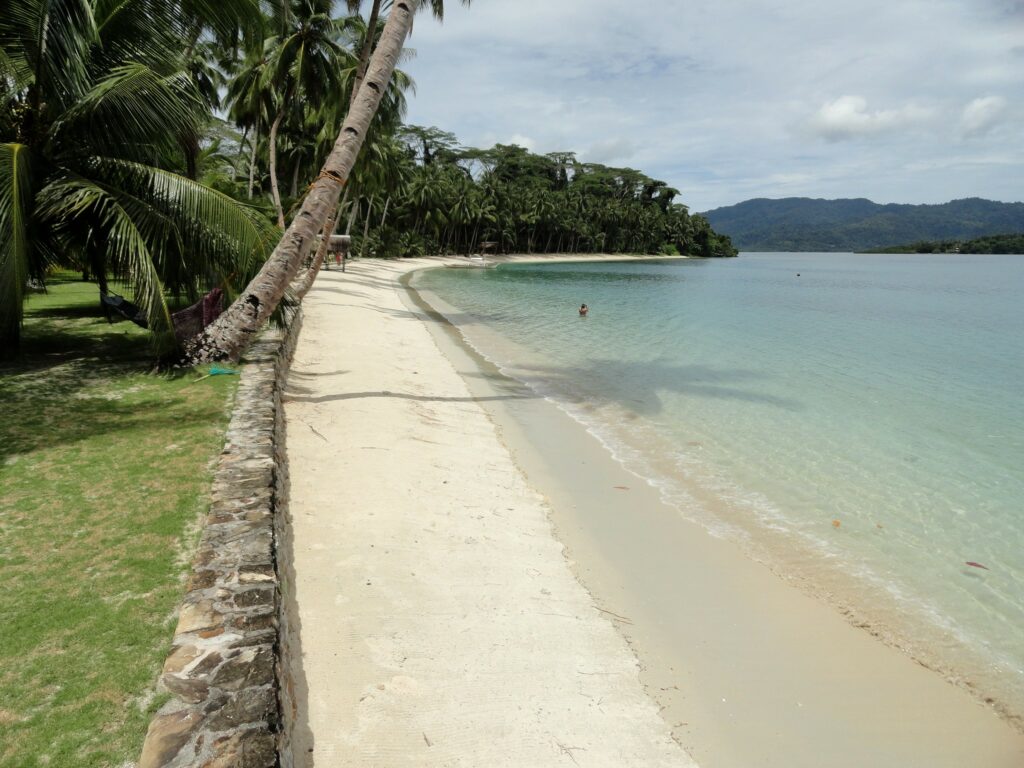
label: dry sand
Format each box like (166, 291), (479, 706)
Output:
(284, 256), (1024, 768)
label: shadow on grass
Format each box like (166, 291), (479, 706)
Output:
(1, 281), (195, 458)
(0, 392), (218, 460)
(25, 301), (111, 320)
(0, 321), (157, 386)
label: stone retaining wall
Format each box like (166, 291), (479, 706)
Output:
(139, 308), (303, 768)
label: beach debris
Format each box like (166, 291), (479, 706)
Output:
(613, 485), (630, 490)
(191, 365), (240, 383)
(423, 732), (433, 747)
(965, 561), (990, 570)
(555, 740), (585, 766)
(832, 519), (842, 529)
(596, 607), (633, 625)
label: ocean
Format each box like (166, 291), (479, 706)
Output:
(410, 253), (1024, 717)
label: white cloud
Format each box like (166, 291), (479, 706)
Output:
(403, 1), (1024, 209)
(959, 96), (1008, 137)
(809, 96), (933, 141)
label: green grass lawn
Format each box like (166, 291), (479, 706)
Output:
(0, 277), (237, 767)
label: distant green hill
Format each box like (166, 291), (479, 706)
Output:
(702, 197), (1024, 252)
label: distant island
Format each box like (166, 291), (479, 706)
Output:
(702, 197), (1024, 252)
(860, 233), (1024, 254)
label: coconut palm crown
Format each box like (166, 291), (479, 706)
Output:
(0, 0), (276, 355)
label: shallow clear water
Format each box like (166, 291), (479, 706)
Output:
(412, 253), (1024, 712)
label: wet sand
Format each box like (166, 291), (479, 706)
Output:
(405, 259), (1024, 768)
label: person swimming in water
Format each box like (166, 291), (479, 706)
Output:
(579, 303), (589, 316)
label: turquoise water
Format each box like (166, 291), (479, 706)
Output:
(412, 253), (1024, 715)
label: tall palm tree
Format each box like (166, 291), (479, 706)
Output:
(302, 0), (461, 267)
(260, 0), (354, 227)
(183, 0), (422, 364)
(278, 15), (416, 283)
(346, 0), (471, 101)
(226, 49), (275, 199)
(0, 0), (273, 355)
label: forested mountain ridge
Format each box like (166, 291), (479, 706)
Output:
(702, 197), (1024, 252)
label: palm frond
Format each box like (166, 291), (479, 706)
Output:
(92, 157), (278, 283)
(39, 157), (276, 298)
(0, 143), (33, 350)
(52, 63), (204, 162)
(0, 0), (96, 108)
(0, 45), (33, 97)
(36, 171), (176, 348)
(181, 0), (265, 47)
(92, 0), (187, 72)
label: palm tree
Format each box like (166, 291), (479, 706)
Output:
(0, 0), (273, 355)
(227, 50), (275, 199)
(321, 0), (463, 261)
(183, 0), (422, 364)
(288, 23), (416, 283)
(346, 0), (471, 100)
(260, 0), (354, 227)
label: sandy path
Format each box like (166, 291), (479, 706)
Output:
(283, 259), (697, 767)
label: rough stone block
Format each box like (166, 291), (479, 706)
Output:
(229, 607), (277, 632)
(187, 569), (218, 591)
(234, 586), (275, 608)
(204, 685), (276, 732)
(212, 645), (274, 691)
(175, 600), (225, 636)
(138, 709), (201, 768)
(163, 675), (210, 705)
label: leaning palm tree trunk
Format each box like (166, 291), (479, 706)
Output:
(352, 0), (383, 99)
(294, 185), (350, 298)
(183, 0), (420, 365)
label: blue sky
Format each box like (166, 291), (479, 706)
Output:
(400, 0), (1023, 211)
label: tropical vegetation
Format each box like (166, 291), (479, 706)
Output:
(0, 0), (277, 356)
(862, 233), (1024, 254)
(181, 0), (429, 363)
(346, 128), (737, 259)
(3, 0), (731, 363)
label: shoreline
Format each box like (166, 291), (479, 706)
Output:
(399, 256), (1024, 766)
(282, 256), (699, 766)
(410, 255), (1024, 736)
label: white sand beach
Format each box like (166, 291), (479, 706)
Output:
(282, 258), (697, 767)
(282, 257), (1024, 768)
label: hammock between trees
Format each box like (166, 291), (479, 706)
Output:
(100, 288), (224, 346)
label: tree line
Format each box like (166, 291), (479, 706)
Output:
(863, 233), (1024, 254)
(341, 127), (737, 260)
